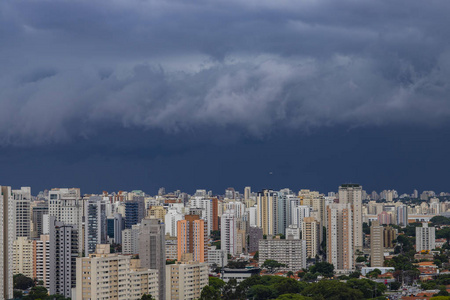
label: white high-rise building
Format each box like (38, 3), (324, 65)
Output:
(221, 210), (237, 255)
(339, 184), (363, 251)
(48, 188), (83, 253)
(416, 223), (436, 252)
(13, 187), (31, 238)
(122, 224), (141, 255)
(189, 197), (213, 235)
(165, 208), (184, 237)
(0, 186), (14, 300)
(247, 206), (257, 227)
(291, 205), (311, 227)
(396, 205), (408, 227)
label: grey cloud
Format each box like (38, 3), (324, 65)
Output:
(1, 0), (450, 145)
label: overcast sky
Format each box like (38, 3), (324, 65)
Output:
(1, 0), (450, 195)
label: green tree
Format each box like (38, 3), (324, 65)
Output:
(199, 285), (220, 300)
(209, 277), (226, 290)
(13, 274), (35, 290)
(273, 278), (305, 295)
(389, 281), (401, 290)
(248, 285), (277, 300)
(253, 251), (259, 260)
(355, 256), (366, 262)
(13, 290), (23, 299)
(346, 278), (386, 298)
(286, 271), (294, 278)
(437, 227), (450, 244)
(301, 280), (364, 300)
(276, 294), (312, 300)
(261, 260), (286, 273)
(22, 286), (49, 300)
(140, 294), (155, 300)
(430, 216), (450, 225)
(309, 262), (334, 278)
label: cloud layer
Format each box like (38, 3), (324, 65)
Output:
(2, 0), (450, 145)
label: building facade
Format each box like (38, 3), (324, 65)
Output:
(259, 236), (307, 271)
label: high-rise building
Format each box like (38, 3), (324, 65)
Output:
(327, 203), (354, 272)
(370, 221), (384, 268)
(0, 186), (14, 300)
(34, 234), (50, 288)
(165, 234), (178, 260)
(139, 218), (165, 300)
(256, 189), (278, 235)
(84, 196), (108, 254)
(48, 188), (83, 254)
(416, 223), (436, 252)
(221, 210), (237, 255)
(302, 217), (321, 259)
(244, 186), (251, 201)
(49, 216), (79, 298)
(76, 245), (160, 300)
(291, 205), (311, 227)
(165, 260), (209, 300)
(165, 208), (184, 237)
(113, 213), (125, 244)
(13, 187), (32, 238)
(32, 202), (49, 238)
(339, 184), (363, 251)
(259, 236), (307, 271)
(396, 205), (409, 227)
(248, 226), (263, 253)
(177, 216), (208, 262)
(383, 226), (397, 248)
(124, 197), (146, 229)
(122, 224), (140, 255)
(13, 237), (34, 278)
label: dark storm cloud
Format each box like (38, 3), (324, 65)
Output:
(2, 0), (450, 145)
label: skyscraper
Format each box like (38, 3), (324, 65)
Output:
(327, 203), (354, 272)
(396, 205), (408, 227)
(370, 221), (384, 268)
(139, 218), (165, 300)
(221, 210), (237, 255)
(49, 216), (79, 298)
(32, 202), (49, 238)
(339, 184), (363, 251)
(13, 187), (31, 238)
(124, 197), (145, 229)
(302, 217), (321, 259)
(256, 189), (277, 235)
(0, 186), (14, 300)
(84, 196), (108, 255)
(177, 217), (208, 263)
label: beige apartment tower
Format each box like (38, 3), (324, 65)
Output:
(76, 245), (159, 300)
(165, 260), (209, 300)
(327, 203), (354, 272)
(302, 217), (321, 259)
(339, 184), (363, 251)
(370, 221), (384, 268)
(256, 189), (277, 235)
